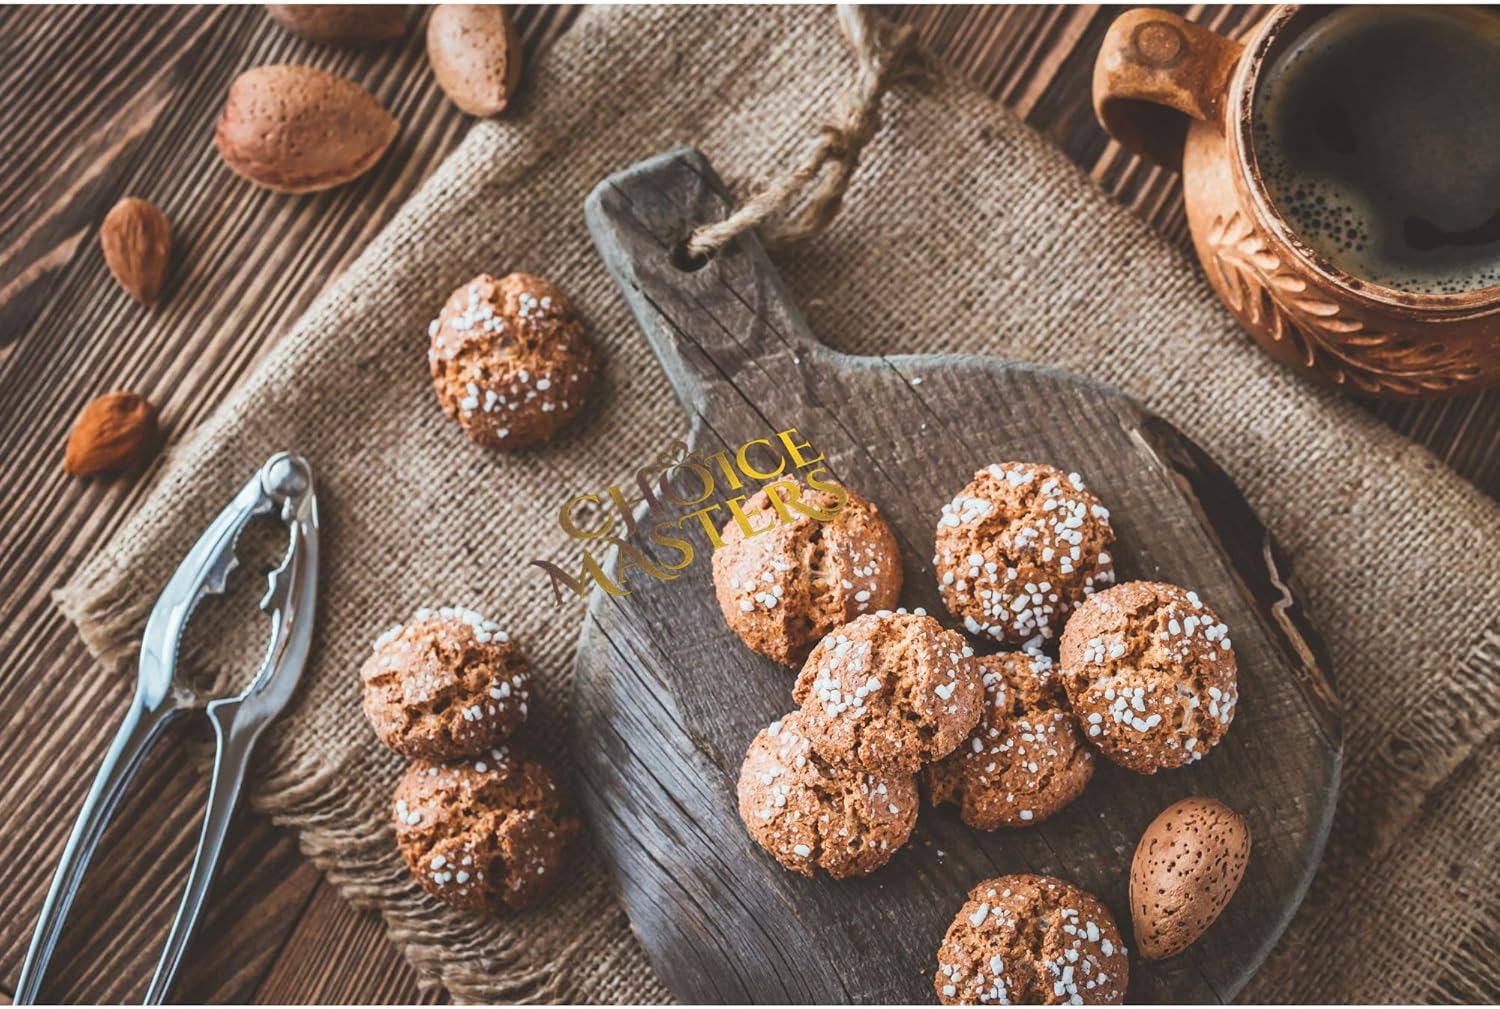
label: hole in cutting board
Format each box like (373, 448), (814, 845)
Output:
(670, 238), (710, 273)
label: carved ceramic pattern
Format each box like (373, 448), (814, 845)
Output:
(1205, 211), (1483, 397)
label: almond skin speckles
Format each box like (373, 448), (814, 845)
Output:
(265, 4), (410, 46)
(214, 64), (399, 193)
(426, 4), (523, 117)
(1130, 796), (1251, 960)
(64, 392), (159, 477)
(99, 197), (172, 307)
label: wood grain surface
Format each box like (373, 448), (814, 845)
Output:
(0, 5), (1488, 1004)
(572, 145), (1339, 1004)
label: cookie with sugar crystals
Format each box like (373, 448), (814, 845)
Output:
(737, 710), (918, 879)
(713, 477), (902, 667)
(361, 606), (529, 760)
(1059, 581), (1238, 774)
(934, 462), (1115, 648)
(427, 272), (596, 449)
(792, 610), (983, 773)
(924, 651), (1094, 829)
(393, 748), (577, 912)
(935, 873), (1128, 1005)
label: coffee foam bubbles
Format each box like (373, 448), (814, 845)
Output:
(1252, 7), (1500, 296)
(1255, 136), (1500, 297)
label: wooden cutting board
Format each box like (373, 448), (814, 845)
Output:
(569, 148), (1341, 1004)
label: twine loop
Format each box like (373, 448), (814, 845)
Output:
(685, 7), (924, 259)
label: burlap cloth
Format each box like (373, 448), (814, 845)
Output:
(58, 6), (1500, 1004)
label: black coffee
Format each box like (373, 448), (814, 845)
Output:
(1254, 6), (1500, 294)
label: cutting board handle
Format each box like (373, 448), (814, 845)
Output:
(586, 147), (821, 420)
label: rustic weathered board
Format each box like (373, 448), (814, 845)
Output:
(570, 148), (1342, 1004)
(9, 5), (1497, 1003)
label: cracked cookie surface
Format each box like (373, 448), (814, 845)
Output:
(934, 462), (1115, 647)
(713, 478), (902, 667)
(736, 710), (917, 878)
(394, 749), (578, 912)
(361, 606), (530, 759)
(1059, 581), (1238, 774)
(428, 272), (596, 450)
(792, 610), (983, 773)
(936, 873), (1128, 1005)
(924, 651), (1094, 829)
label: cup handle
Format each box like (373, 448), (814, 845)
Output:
(1092, 8), (1244, 171)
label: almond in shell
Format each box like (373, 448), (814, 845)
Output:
(1129, 796), (1251, 960)
(426, 5), (523, 117)
(100, 197), (171, 307)
(215, 64), (399, 193)
(64, 392), (159, 477)
(266, 5), (410, 46)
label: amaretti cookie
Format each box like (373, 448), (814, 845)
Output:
(737, 711), (918, 879)
(393, 748), (578, 912)
(934, 463), (1115, 647)
(428, 272), (595, 449)
(1059, 581), (1238, 774)
(361, 606), (530, 760)
(712, 478), (902, 666)
(792, 611), (983, 774)
(924, 651), (1094, 829)
(936, 874), (1128, 1005)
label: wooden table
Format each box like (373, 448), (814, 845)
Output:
(0, 6), (1492, 1004)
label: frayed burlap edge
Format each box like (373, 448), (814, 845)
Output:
(50, 5), (1500, 1003)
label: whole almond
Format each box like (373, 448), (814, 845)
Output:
(1129, 796), (1251, 960)
(100, 197), (171, 307)
(426, 5), (522, 117)
(64, 392), (160, 477)
(266, 5), (409, 46)
(214, 64), (399, 193)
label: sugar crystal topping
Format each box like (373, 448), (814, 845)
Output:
(935, 463), (1114, 646)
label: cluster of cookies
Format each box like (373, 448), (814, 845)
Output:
(717, 462), (1244, 1003)
(929, 463), (1238, 789)
(360, 606), (577, 913)
(383, 273), (590, 913)
(737, 609), (982, 878)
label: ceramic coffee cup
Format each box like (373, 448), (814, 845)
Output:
(1093, 6), (1500, 399)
